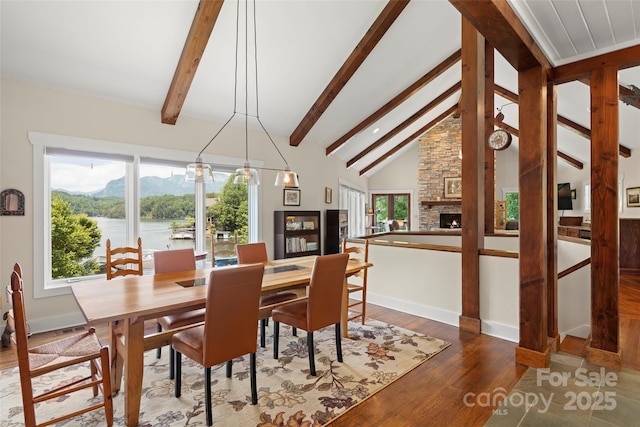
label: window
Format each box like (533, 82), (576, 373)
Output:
(502, 188), (519, 221)
(339, 182), (366, 237)
(371, 193), (410, 230)
(30, 132), (254, 298)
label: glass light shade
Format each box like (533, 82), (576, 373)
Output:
(185, 159), (213, 183)
(233, 164), (260, 186)
(274, 170), (299, 188)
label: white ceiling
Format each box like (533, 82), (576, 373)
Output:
(1, 0), (639, 176)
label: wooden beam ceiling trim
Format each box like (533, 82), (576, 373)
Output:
(495, 121), (583, 169)
(289, 0), (410, 147)
(449, 0), (551, 72)
(325, 49), (461, 155)
(495, 84), (630, 158)
(552, 44), (640, 85)
(161, 0), (225, 125)
(578, 77), (640, 111)
(359, 104), (459, 175)
(347, 81), (461, 168)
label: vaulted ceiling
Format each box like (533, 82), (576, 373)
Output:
(2, 0), (639, 176)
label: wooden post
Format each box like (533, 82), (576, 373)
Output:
(515, 66), (550, 368)
(484, 41), (496, 234)
(459, 17), (484, 333)
(546, 82), (559, 351)
(588, 66), (622, 370)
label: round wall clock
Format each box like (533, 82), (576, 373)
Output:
(488, 129), (512, 151)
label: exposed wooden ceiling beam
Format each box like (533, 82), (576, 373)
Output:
(325, 49), (461, 155)
(289, 0), (410, 147)
(161, 0), (225, 125)
(359, 104), (459, 175)
(347, 81), (461, 168)
(494, 121), (583, 169)
(552, 45), (640, 85)
(578, 77), (640, 110)
(449, 0), (551, 72)
(494, 84), (631, 158)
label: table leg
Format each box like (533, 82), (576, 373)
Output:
(123, 317), (145, 427)
(341, 277), (349, 337)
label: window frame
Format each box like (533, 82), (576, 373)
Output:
(370, 190), (412, 230)
(30, 131), (257, 298)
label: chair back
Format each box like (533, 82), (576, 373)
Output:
(7, 265), (31, 373)
(307, 253), (349, 331)
(342, 239), (369, 281)
(236, 242), (268, 264)
(153, 248), (196, 274)
(212, 235), (237, 266)
(202, 263), (264, 366)
(106, 237), (143, 279)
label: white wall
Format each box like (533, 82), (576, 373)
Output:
(0, 78), (368, 331)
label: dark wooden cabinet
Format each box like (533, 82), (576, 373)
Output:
(325, 209), (348, 254)
(274, 211), (321, 259)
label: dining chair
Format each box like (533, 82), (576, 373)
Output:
(342, 238), (370, 324)
(236, 242), (299, 347)
(153, 248), (205, 378)
(105, 237), (143, 279)
(272, 253), (349, 376)
(7, 263), (114, 426)
(172, 263), (264, 426)
(212, 233), (237, 266)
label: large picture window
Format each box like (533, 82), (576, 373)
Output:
(31, 132), (254, 297)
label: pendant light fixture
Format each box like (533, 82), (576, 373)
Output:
(186, 0), (298, 188)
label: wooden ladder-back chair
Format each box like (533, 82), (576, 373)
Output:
(272, 253), (349, 376)
(7, 264), (114, 426)
(172, 263), (265, 426)
(153, 248), (205, 378)
(236, 242), (298, 347)
(212, 232), (238, 266)
(106, 237), (143, 279)
(342, 238), (370, 324)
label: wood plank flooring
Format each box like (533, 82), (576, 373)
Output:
(1, 274), (638, 426)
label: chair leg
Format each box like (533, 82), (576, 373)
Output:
(90, 357), (99, 396)
(273, 321), (280, 359)
(292, 326), (297, 336)
(100, 347), (114, 427)
(226, 360), (232, 378)
(175, 352), (182, 398)
(156, 322), (162, 359)
(260, 318), (267, 348)
(169, 346), (175, 379)
(307, 332), (316, 376)
(205, 367), (213, 426)
(335, 323), (343, 362)
(250, 352), (257, 405)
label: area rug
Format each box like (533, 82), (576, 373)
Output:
(0, 320), (450, 426)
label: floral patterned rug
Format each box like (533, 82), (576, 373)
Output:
(0, 320), (449, 426)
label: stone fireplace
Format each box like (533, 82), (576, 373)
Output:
(439, 213), (461, 229)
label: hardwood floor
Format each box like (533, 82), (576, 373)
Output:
(1, 274), (638, 426)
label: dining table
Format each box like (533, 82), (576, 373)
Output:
(71, 255), (371, 427)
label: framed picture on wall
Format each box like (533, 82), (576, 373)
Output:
(283, 188), (301, 206)
(443, 177), (462, 199)
(626, 187), (640, 207)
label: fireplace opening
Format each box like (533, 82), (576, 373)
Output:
(440, 213), (462, 229)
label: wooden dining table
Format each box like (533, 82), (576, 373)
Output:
(71, 255), (371, 427)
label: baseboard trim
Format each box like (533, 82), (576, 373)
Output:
(366, 292), (460, 328)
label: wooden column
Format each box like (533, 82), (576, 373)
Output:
(484, 41), (496, 234)
(515, 66), (549, 368)
(588, 66), (622, 370)
(459, 17), (484, 333)
(546, 82), (559, 350)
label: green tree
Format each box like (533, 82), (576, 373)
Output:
(506, 193), (519, 221)
(51, 197), (102, 279)
(207, 176), (248, 242)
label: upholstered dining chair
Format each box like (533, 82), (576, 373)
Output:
(342, 238), (370, 324)
(7, 264), (114, 426)
(153, 248), (205, 378)
(106, 237), (143, 279)
(172, 263), (265, 426)
(236, 242), (299, 347)
(272, 253), (349, 376)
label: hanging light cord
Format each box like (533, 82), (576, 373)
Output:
(197, 0), (291, 172)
